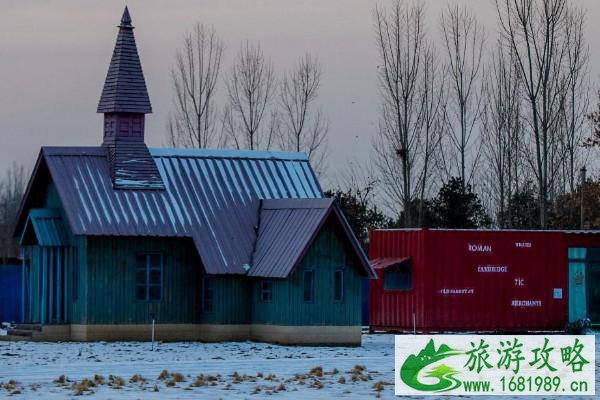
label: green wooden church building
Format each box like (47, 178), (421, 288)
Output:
(12, 8), (374, 345)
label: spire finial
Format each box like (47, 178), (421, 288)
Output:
(120, 6), (132, 28)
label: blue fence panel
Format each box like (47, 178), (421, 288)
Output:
(0, 265), (22, 323)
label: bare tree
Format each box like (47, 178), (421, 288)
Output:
(481, 43), (523, 227)
(560, 7), (589, 193)
(416, 45), (445, 226)
(495, 0), (585, 228)
(372, 0), (430, 226)
(439, 4), (485, 188)
(168, 23), (224, 148)
(279, 53), (329, 173)
(0, 162), (26, 262)
(224, 41), (277, 150)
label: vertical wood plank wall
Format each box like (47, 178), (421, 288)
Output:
(251, 219), (363, 326)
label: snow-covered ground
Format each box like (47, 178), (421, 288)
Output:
(0, 334), (598, 399)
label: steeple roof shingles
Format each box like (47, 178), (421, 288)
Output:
(97, 7), (152, 114)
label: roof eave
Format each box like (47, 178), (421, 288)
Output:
(12, 149), (45, 238)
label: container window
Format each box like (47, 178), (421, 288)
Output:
(303, 270), (315, 302)
(334, 270), (344, 302)
(202, 276), (214, 313)
(135, 253), (163, 301)
(260, 280), (273, 302)
(384, 260), (411, 290)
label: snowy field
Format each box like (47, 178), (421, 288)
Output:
(0, 334), (598, 399)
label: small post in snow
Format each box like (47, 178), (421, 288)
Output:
(150, 313), (156, 351)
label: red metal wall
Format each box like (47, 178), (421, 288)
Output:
(369, 229), (568, 332)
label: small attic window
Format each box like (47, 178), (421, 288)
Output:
(383, 259), (412, 291)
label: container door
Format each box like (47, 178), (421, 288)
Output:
(568, 262), (586, 323)
(586, 263), (600, 324)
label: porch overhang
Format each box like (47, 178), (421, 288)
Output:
(19, 209), (69, 247)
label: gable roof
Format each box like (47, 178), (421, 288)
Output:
(249, 198), (375, 278)
(20, 208), (69, 247)
(16, 147), (323, 275)
(97, 7), (152, 114)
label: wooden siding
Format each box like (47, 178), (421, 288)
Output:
(251, 219), (362, 326)
(199, 276), (249, 325)
(85, 237), (202, 324)
(24, 180), (362, 329)
(24, 181), (83, 324)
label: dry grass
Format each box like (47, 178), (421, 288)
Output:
(71, 378), (96, 396)
(309, 366), (323, 377)
(231, 372), (256, 384)
(351, 364), (366, 374)
(190, 375), (207, 387)
(310, 379), (324, 389)
(108, 375), (125, 388)
(373, 380), (392, 392)
(158, 370), (169, 380)
(171, 372), (186, 383)
(93, 374), (104, 385)
(53, 375), (68, 386)
(349, 364), (369, 382)
(129, 374), (145, 384)
(263, 373), (276, 381)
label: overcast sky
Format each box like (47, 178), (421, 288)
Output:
(1, 0), (599, 186)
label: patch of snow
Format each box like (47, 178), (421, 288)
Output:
(0, 334), (597, 399)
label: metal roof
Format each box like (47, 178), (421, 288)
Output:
(249, 198), (375, 278)
(370, 257), (410, 270)
(22, 146), (322, 274)
(97, 7), (152, 114)
(20, 209), (69, 247)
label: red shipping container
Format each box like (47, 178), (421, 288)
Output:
(369, 229), (570, 332)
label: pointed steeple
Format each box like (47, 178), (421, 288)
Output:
(97, 7), (164, 191)
(97, 7), (152, 114)
(120, 6), (132, 27)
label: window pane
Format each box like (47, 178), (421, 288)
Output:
(136, 253), (163, 301)
(334, 270), (343, 301)
(149, 269), (161, 285)
(149, 285), (161, 301)
(384, 264), (411, 290)
(261, 280), (272, 302)
(149, 254), (162, 269)
(303, 271), (314, 302)
(135, 285), (147, 301)
(135, 269), (147, 285)
(136, 254), (147, 269)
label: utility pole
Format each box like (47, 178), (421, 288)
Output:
(580, 166), (587, 230)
